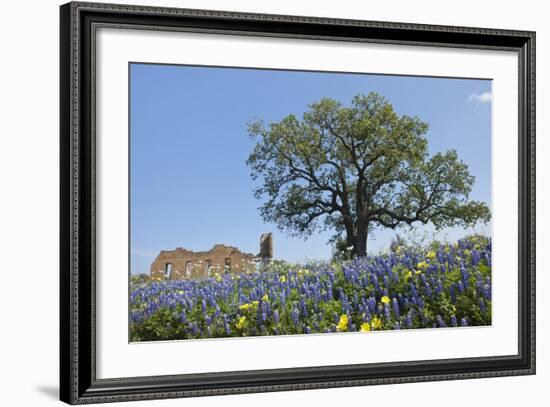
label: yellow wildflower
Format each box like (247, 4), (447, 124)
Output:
(360, 322), (371, 332)
(405, 270), (413, 280)
(252, 300), (259, 307)
(262, 294), (269, 302)
(415, 270), (422, 275)
(464, 249), (471, 256)
(177, 290), (184, 295)
(279, 275), (286, 283)
(426, 251), (436, 260)
(236, 316), (247, 330)
(371, 317), (382, 330)
(336, 314), (349, 332)
(417, 261), (428, 270)
(381, 295), (391, 305)
(239, 303), (251, 311)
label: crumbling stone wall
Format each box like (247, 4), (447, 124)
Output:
(150, 244), (256, 280)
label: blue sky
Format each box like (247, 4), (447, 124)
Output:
(130, 63), (492, 274)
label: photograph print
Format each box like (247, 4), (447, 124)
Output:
(129, 64), (492, 342)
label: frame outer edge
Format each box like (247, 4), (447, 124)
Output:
(60, 2), (71, 404)
(529, 31), (536, 375)
(61, 1), (83, 404)
(71, 1), (535, 38)
(60, 1), (537, 404)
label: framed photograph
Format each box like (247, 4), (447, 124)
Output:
(60, 1), (535, 404)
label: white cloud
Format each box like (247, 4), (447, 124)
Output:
(467, 91), (492, 105)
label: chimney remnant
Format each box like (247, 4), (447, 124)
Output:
(259, 233), (273, 261)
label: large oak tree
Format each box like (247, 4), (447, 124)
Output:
(246, 93), (490, 257)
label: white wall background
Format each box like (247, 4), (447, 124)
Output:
(0, 0), (545, 405)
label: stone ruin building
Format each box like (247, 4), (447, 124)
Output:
(150, 233), (273, 280)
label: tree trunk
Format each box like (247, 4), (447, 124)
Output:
(354, 178), (368, 257)
(355, 234), (368, 257)
(355, 220), (368, 257)
(346, 234), (356, 257)
(342, 217), (356, 256)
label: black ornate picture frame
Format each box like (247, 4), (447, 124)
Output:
(60, 1), (535, 404)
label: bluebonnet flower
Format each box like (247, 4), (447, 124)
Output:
(201, 298), (207, 314)
(405, 312), (413, 328)
(482, 279), (492, 300)
(436, 315), (446, 328)
(472, 250), (481, 266)
(410, 281), (418, 298)
(435, 279), (443, 296)
(392, 297), (400, 319)
(384, 304), (391, 320)
(457, 280), (464, 294)
(424, 283), (433, 299)
(460, 261), (470, 288)
(291, 308), (300, 327)
(333, 312), (340, 324)
(450, 284), (457, 303)
(417, 297), (425, 309)
(450, 315), (458, 327)
(300, 298), (309, 318)
(273, 310), (279, 323)
(479, 298), (487, 314)
(372, 274), (380, 291)
(223, 315), (231, 335)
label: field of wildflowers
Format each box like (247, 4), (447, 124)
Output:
(130, 235), (491, 341)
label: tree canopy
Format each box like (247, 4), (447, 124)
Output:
(246, 92), (491, 257)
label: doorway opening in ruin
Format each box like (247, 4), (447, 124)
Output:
(164, 263), (173, 280)
(205, 260), (212, 276)
(185, 261), (192, 278)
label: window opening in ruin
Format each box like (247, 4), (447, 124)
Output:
(224, 258), (231, 273)
(185, 261), (192, 277)
(205, 260), (212, 276)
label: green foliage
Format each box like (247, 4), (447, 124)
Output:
(247, 92), (491, 256)
(130, 273), (151, 287)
